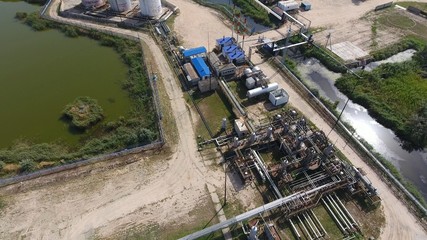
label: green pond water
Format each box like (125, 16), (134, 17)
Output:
(0, 1), (131, 148)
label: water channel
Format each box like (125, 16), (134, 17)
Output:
(297, 53), (427, 202)
(0, 1), (131, 148)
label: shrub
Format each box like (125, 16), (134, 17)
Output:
(0, 161), (5, 171)
(62, 97), (104, 129)
(19, 159), (37, 173)
(15, 12), (27, 20)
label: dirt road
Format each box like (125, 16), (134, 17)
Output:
(168, 0), (427, 239)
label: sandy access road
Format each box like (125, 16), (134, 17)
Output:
(0, 0), (227, 239)
(169, 0), (427, 239)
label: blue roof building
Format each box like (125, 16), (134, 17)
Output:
(191, 57), (211, 79)
(222, 44), (238, 55)
(216, 37), (234, 50)
(226, 50), (246, 64)
(183, 47), (207, 58)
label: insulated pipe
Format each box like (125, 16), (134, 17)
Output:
(326, 195), (350, 231)
(310, 209), (327, 236)
(333, 193), (358, 228)
(289, 219), (301, 239)
(321, 198), (346, 234)
(297, 215), (313, 240)
(304, 212), (321, 238)
(327, 195), (353, 231)
(303, 212), (318, 239)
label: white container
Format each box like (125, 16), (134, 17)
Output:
(246, 82), (279, 98)
(139, 0), (162, 18)
(245, 77), (256, 89)
(277, 1), (299, 11)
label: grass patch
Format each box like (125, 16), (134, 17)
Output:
(190, 90), (236, 140)
(370, 35), (425, 60)
(312, 205), (344, 239)
(0, 13), (158, 176)
(397, 1), (427, 12)
(376, 9), (427, 41)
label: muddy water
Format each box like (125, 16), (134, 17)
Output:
(0, 1), (131, 147)
(297, 57), (427, 202)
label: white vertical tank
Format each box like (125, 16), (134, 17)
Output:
(82, 0), (104, 8)
(109, 0), (131, 12)
(139, 0), (162, 18)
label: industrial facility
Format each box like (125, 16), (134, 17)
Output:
(75, 0), (177, 24)
(182, 109), (380, 239)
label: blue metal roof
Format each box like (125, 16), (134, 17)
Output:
(183, 47), (207, 58)
(191, 57), (211, 78)
(227, 50), (245, 60)
(222, 44), (238, 54)
(216, 37), (233, 46)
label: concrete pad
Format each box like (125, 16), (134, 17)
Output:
(328, 41), (369, 62)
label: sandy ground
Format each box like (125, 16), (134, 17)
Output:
(169, 0), (427, 239)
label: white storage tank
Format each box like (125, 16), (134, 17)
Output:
(109, 0), (131, 12)
(278, 1), (299, 11)
(247, 82), (279, 98)
(252, 66), (261, 72)
(82, 0), (104, 8)
(244, 68), (253, 77)
(246, 77), (256, 89)
(139, 0), (162, 18)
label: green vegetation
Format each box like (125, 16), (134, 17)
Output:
(335, 45), (427, 149)
(19, 159), (37, 173)
(0, 197), (5, 210)
(376, 10), (427, 41)
(187, 90), (235, 140)
(62, 97), (104, 129)
(371, 19), (378, 48)
(397, 1), (427, 12)
(291, 35), (347, 73)
(0, 12), (158, 176)
(232, 0), (273, 27)
(371, 36), (425, 60)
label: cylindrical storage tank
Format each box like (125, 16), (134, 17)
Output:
(82, 0), (104, 8)
(108, 0), (131, 12)
(246, 82), (279, 98)
(252, 66), (261, 72)
(244, 68), (252, 77)
(139, 0), (162, 18)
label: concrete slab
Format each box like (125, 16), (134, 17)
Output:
(328, 41), (369, 62)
